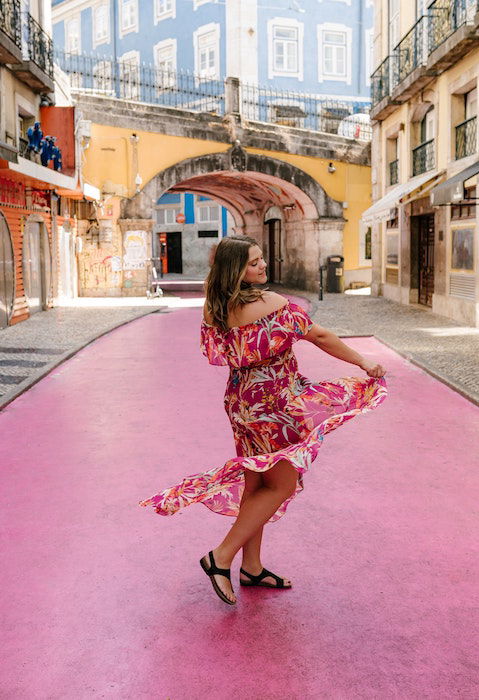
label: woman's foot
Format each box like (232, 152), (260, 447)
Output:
(240, 563), (292, 588)
(200, 549), (236, 605)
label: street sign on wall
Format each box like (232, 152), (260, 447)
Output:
(176, 213), (185, 224)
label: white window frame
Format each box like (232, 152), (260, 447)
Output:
(119, 50), (140, 99)
(318, 23), (352, 84)
(154, 38), (177, 87)
(157, 206), (182, 225)
(194, 0), (211, 7)
(155, 0), (175, 23)
(267, 18), (304, 81)
(65, 15), (81, 54)
(365, 27), (373, 87)
(196, 199), (220, 223)
(119, 0), (138, 37)
(389, 0), (400, 51)
(92, 1), (110, 48)
(193, 23), (220, 79)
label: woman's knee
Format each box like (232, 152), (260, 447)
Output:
(263, 460), (297, 498)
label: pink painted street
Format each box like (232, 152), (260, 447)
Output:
(2, 302), (479, 699)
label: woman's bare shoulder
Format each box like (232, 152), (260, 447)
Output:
(229, 291), (288, 326)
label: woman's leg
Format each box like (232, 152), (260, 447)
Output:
(205, 460), (297, 602)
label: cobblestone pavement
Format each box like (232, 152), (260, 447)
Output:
(1, 289), (478, 410)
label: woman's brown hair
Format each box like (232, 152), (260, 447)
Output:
(204, 235), (266, 331)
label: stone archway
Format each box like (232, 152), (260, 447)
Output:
(121, 148), (345, 290)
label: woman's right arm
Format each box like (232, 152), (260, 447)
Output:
(303, 323), (386, 378)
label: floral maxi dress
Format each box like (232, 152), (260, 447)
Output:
(140, 301), (387, 522)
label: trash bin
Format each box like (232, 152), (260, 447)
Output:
(326, 255), (344, 293)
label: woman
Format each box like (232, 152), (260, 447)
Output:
(140, 235), (387, 605)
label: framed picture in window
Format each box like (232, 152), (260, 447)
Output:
(451, 227), (474, 271)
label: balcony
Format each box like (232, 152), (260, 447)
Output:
(412, 139), (435, 176)
(10, 13), (54, 93)
(0, 0), (23, 64)
(389, 159), (399, 185)
(371, 0), (479, 120)
(455, 115), (477, 159)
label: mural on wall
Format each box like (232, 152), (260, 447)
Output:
(123, 230), (148, 270)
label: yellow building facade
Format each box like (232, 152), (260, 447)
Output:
(365, 0), (479, 326)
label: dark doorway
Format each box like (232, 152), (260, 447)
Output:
(267, 219), (282, 283)
(166, 231), (182, 273)
(418, 214), (435, 306)
(0, 213), (14, 329)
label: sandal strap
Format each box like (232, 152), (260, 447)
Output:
(208, 551), (231, 580)
(240, 567), (286, 588)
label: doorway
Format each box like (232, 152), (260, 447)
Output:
(0, 213), (14, 329)
(23, 219), (51, 313)
(267, 219), (282, 283)
(59, 224), (76, 298)
(418, 214), (435, 306)
(166, 231), (182, 273)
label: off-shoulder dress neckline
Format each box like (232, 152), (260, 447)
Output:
(202, 300), (290, 332)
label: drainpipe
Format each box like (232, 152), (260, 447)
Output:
(357, 0), (363, 98)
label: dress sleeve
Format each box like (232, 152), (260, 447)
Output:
(289, 303), (314, 339)
(200, 322), (228, 366)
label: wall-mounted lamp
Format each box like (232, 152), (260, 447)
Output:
(135, 172), (143, 193)
(328, 162), (336, 174)
(283, 203), (296, 210)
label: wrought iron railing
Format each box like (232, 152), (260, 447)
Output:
(392, 16), (427, 87)
(412, 139), (435, 175)
(22, 12), (53, 78)
(241, 82), (371, 138)
(428, 0), (477, 54)
(55, 50), (225, 114)
(455, 115), (477, 159)
(0, 0), (22, 48)
(371, 56), (394, 107)
(55, 50), (372, 138)
(389, 159), (399, 185)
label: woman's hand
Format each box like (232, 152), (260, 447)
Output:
(359, 360), (386, 378)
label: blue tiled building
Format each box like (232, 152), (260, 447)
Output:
(52, 0), (373, 104)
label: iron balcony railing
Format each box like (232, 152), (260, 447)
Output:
(22, 12), (53, 78)
(371, 55), (394, 107)
(389, 159), (399, 185)
(0, 0), (22, 48)
(412, 139), (435, 175)
(240, 82), (372, 138)
(392, 16), (427, 87)
(55, 50), (226, 115)
(428, 0), (477, 54)
(455, 115), (477, 159)
(55, 50), (372, 138)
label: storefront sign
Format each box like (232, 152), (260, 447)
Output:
(30, 189), (50, 211)
(0, 177), (26, 207)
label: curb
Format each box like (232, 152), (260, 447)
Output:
(0, 307), (166, 413)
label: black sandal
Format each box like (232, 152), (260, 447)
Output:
(240, 567), (292, 589)
(200, 551), (236, 605)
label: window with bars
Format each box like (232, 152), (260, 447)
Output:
(155, 40), (176, 86)
(93, 60), (113, 93)
(119, 52), (140, 99)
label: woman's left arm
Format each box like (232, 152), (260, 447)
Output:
(303, 323), (386, 378)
